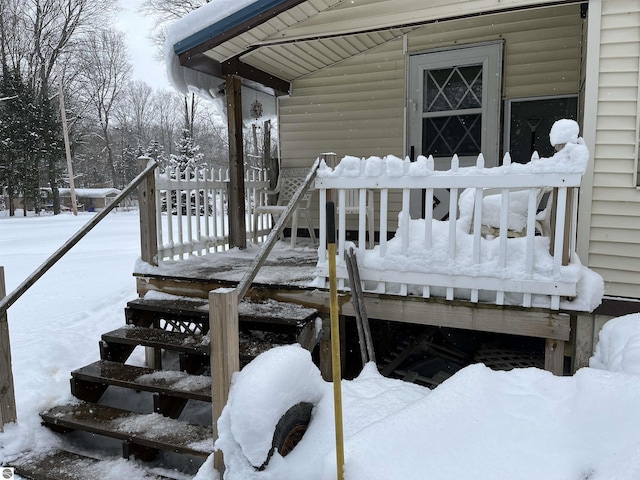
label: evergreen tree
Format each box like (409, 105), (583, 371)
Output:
(0, 68), (38, 215)
(145, 138), (167, 168)
(0, 67), (63, 215)
(169, 128), (203, 175)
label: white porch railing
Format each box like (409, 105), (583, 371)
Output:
(315, 140), (590, 311)
(155, 166), (270, 260)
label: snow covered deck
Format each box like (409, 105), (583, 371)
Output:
(135, 120), (604, 374)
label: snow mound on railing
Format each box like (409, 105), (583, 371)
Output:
(318, 119), (588, 177)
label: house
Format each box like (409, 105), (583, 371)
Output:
(158, 0), (640, 372)
(59, 187), (121, 211)
(45, 187), (122, 212)
(5, 2), (640, 475)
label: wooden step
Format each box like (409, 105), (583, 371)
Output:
(11, 450), (176, 480)
(71, 360), (212, 405)
(126, 297), (318, 331)
(100, 326), (209, 363)
(41, 402), (213, 459)
(100, 325), (304, 365)
(102, 326), (209, 354)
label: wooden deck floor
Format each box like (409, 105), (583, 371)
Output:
(133, 240), (578, 375)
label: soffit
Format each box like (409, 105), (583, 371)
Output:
(201, 26), (415, 82)
(185, 0), (578, 84)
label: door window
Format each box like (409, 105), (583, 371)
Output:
(408, 43), (502, 219)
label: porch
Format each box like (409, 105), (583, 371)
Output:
(134, 120), (601, 377)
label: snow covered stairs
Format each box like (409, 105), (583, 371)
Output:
(17, 296), (318, 479)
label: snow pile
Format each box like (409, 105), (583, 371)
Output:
(0, 209), (638, 480)
(212, 326), (640, 480)
(216, 346), (326, 469)
(590, 313), (640, 374)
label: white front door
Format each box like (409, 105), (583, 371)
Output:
(408, 43), (502, 219)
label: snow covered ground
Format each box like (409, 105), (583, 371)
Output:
(1, 210), (640, 480)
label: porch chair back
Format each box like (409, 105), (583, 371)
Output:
(341, 189), (375, 248)
(252, 167), (317, 247)
(460, 187), (552, 238)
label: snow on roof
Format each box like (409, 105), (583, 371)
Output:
(165, 0), (260, 97)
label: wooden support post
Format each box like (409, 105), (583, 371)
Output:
(544, 338), (565, 375)
(319, 315), (332, 381)
(138, 157), (158, 267)
(320, 153), (337, 203)
(571, 314), (595, 372)
(0, 267), (17, 430)
(210, 288), (240, 474)
(226, 75), (246, 249)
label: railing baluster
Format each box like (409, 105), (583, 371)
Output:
(400, 189), (410, 255)
(166, 170), (175, 257)
(553, 187), (568, 276)
(523, 187), (538, 308)
(194, 169), (202, 255)
(337, 189), (347, 290)
(155, 170), (164, 258)
(358, 188), (367, 256)
(203, 168), (211, 252)
(319, 188), (327, 263)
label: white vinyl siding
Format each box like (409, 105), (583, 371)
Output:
(588, 0), (640, 298)
(279, 4), (582, 229)
(281, 4), (582, 165)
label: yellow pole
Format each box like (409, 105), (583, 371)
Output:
(327, 201), (345, 480)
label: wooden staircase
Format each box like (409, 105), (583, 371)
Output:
(11, 296), (318, 479)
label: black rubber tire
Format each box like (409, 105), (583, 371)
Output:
(259, 402), (314, 469)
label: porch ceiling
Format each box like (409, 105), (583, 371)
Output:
(175, 0), (582, 92)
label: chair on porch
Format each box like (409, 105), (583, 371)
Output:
(458, 187), (552, 238)
(341, 189), (375, 248)
(252, 167), (317, 248)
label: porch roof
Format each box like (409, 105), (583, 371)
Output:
(167, 0), (582, 96)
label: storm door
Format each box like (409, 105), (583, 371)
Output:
(408, 43), (502, 219)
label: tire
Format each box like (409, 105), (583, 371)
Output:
(259, 402), (314, 469)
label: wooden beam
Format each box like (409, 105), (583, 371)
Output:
(210, 288), (240, 473)
(226, 75), (247, 249)
(179, 54), (291, 95)
(136, 273), (572, 343)
(347, 296), (571, 341)
(222, 58), (290, 95)
(545, 338), (565, 375)
(0, 267), (17, 430)
(571, 314), (595, 372)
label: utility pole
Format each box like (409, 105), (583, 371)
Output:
(58, 69), (78, 215)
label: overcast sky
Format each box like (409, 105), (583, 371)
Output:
(116, 0), (172, 91)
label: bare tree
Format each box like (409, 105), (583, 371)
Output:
(74, 30), (132, 186)
(149, 89), (181, 160)
(117, 80), (153, 139)
(0, 0), (114, 213)
(2, 0), (113, 96)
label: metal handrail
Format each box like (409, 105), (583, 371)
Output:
(0, 159), (158, 316)
(236, 159), (320, 300)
